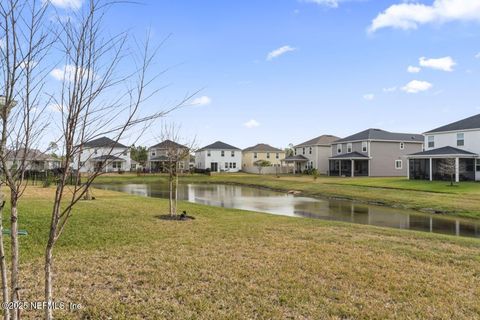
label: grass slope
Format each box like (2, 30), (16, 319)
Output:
(5, 187), (479, 319)
(95, 173), (480, 219)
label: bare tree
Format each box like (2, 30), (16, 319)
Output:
(254, 159), (272, 174)
(0, 1), (52, 319)
(158, 123), (196, 217)
(437, 158), (463, 186)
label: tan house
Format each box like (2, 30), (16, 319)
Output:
(242, 143), (285, 174)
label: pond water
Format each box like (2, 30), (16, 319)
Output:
(94, 183), (480, 239)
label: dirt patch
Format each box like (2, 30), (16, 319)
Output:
(155, 213), (195, 221)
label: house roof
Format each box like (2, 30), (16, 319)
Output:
(91, 155), (126, 161)
(330, 151), (370, 159)
(243, 143), (283, 152)
(295, 135), (340, 147)
(198, 141), (241, 151)
(408, 146), (478, 157)
(335, 128), (423, 143)
(5, 148), (56, 161)
(149, 139), (188, 150)
(84, 137), (128, 149)
(282, 155), (309, 162)
(425, 113), (480, 134)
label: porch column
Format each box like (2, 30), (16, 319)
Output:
(406, 158), (410, 179)
(339, 160), (342, 176)
(429, 158), (433, 181)
(455, 157), (460, 183)
(351, 160), (354, 177)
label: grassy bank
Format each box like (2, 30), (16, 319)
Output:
(5, 187), (480, 319)
(95, 173), (480, 219)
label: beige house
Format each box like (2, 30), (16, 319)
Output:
(242, 143), (285, 174)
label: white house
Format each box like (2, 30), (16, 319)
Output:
(74, 137), (131, 173)
(283, 135), (339, 174)
(408, 113), (480, 182)
(195, 141), (242, 172)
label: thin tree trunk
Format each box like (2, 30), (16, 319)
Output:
(174, 169), (178, 216)
(0, 200), (10, 320)
(169, 167), (173, 216)
(44, 241), (54, 320)
(10, 194), (19, 320)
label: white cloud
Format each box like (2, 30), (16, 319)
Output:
(407, 66), (421, 73)
(475, 52), (480, 58)
(48, 0), (83, 10)
(266, 45), (296, 61)
(50, 64), (93, 82)
(363, 94), (375, 101)
(401, 80), (433, 93)
(419, 56), (456, 71)
(369, 0), (480, 33)
(383, 86), (397, 93)
(302, 0), (340, 8)
(244, 119), (260, 128)
(191, 96), (212, 106)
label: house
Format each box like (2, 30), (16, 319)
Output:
(283, 135), (339, 174)
(147, 140), (190, 173)
(242, 143), (285, 174)
(5, 148), (61, 171)
(74, 137), (131, 173)
(195, 141), (242, 172)
(329, 129), (423, 177)
(408, 113), (480, 182)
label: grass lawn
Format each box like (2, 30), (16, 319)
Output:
(6, 186), (480, 319)
(95, 173), (480, 219)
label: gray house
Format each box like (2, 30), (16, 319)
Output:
(329, 129), (424, 177)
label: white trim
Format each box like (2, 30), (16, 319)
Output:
(423, 127), (480, 135)
(395, 159), (403, 169)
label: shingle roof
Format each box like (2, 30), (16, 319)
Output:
(282, 155), (309, 162)
(335, 129), (423, 143)
(198, 141), (240, 151)
(425, 113), (480, 133)
(243, 143), (283, 152)
(5, 148), (57, 161)
(330, 151), (370, 159)
(84, 137), (128, 149)
(149, 139), (187, 150)
(295, 135), (340, 147)
(408, 146), (478, 157)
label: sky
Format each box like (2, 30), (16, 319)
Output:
(45, 0), (480, 149)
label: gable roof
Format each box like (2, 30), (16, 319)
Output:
(243, 143), (283, 152)
(198, 141), (240, 151)
(335, 129), (423, 143)
(149, 139), (188, 150)
(408, 146), (478, 157)
(330, 151), (370, 159)
(295, 135), (340, 147)
(283, 155), (309, 162)
(84, 137), (128, 149)
(425, 113), (480, 134)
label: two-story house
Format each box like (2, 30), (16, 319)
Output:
(285, 135), (340, 174)
(195, 141), (242, 172)
(329, 129), (423, 177)
(408, 113), (480, 182)
(147, 140), (190, 173)
(242, 143), (285, 174)
(5, 148), (61, 171)
(75, 137), (131, 173)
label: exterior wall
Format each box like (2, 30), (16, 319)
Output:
(370, 141), (423, 177)
(424, 130), (480, 153)
(195, 149), (242, 172)
(147, 147), (189, 171)
(294, 145), (332, 174)
(242, 151), (285, 167)
(331, 142), (367, 157)
(75, 147), (131, 173)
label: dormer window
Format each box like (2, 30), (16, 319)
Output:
(457, 133), (464, 146)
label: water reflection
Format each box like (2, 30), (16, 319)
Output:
(94, 183), (480, 239)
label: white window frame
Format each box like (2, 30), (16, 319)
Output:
(221, 150), (225, 157)
(302, 147), (305, 155)
(231, 151), (235, 157)
(267, 152), (270, 159)
(395, 160), (402, 170)
(309, 147), (312, 154)
(476, 159), (480, 172)
(457, 133), (465, 147)
(337, 144), (342, 154)
(400, 142), (405, 150)
(275, 153), (279, 159)
(347, 143), (352, 153)
(362, 142), (368, 153)
(207, 150), (211, 157)
(254, 152), (258, 159)
(427, 136), (434, 148)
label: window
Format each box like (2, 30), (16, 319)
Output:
(151, 151), (156, 156)
(229, 162), (233, 168)
(112, 161), (122, 169)
(400, 142), (405, 150)
(275, 153), (279, 159)
(476, 159), (480, 172)
(337, 144), (342, 154)
(294, 149), (297, 155)
(302, 148), (305, 154)
(225, 162), (229, 169)
(395, 160), (402, 169)
(427, 136), (434, 148)
(254, 152), (258, 159)
(232, 162), (237, 169)
(221, 150), (225, 157)
(309, 147), (312, 154)
(457, 133), (465, 146)
(362, 142), (368, 152)
(94, 149), (98, 155)
(123, 151), (127, 156)
(207, 150), (211, 157)
(347, 143), (352, 153)
(231, 151), (235, 157)
(267, 153), (270, 159)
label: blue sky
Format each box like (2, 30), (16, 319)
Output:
(48, 0), (480, 149)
